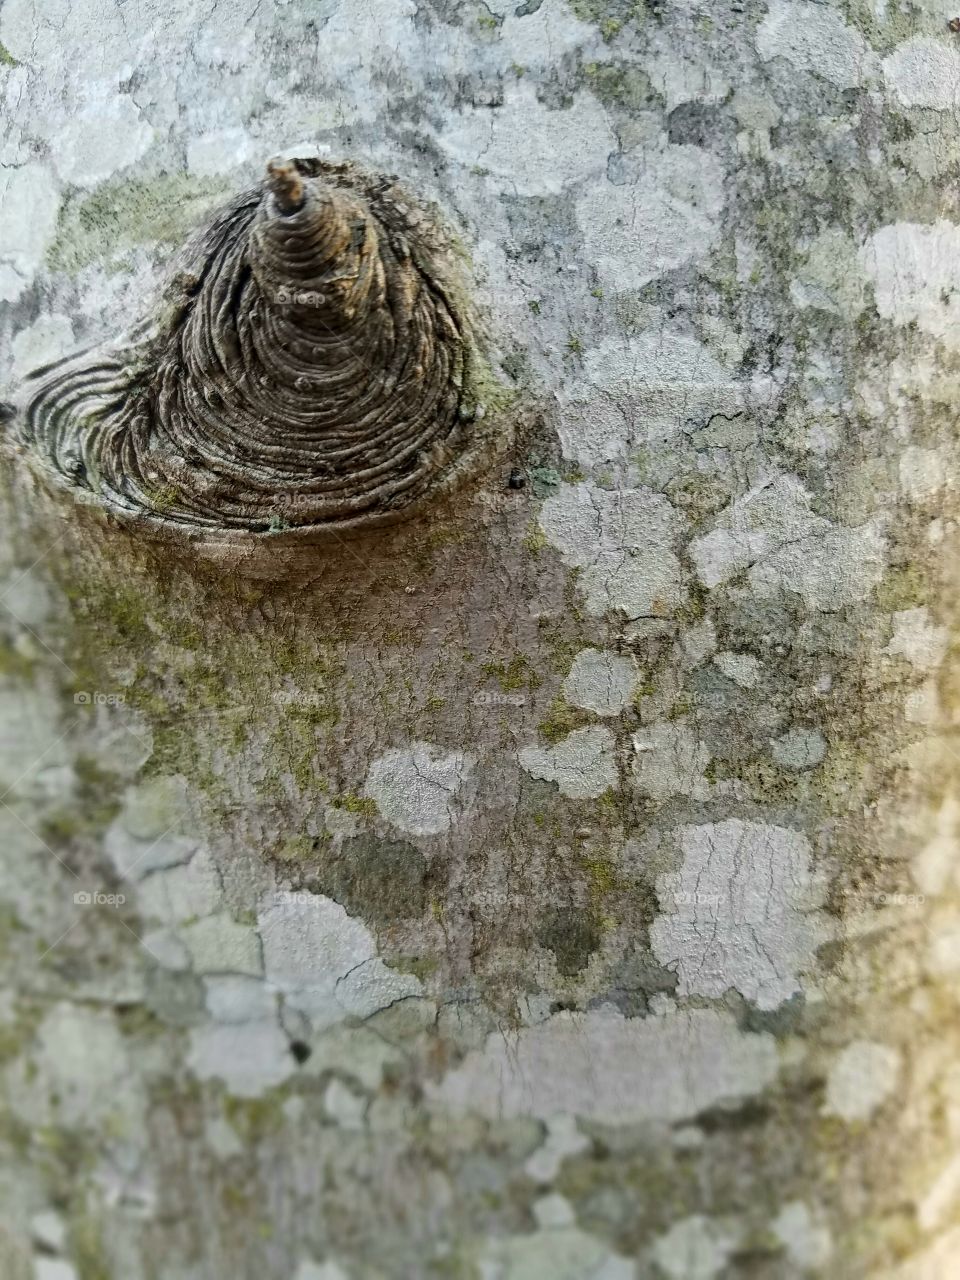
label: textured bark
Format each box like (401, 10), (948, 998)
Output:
(0, 2), (959, 1278)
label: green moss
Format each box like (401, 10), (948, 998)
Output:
(630, 680), (655, 712)
(71, 578), (153, 648)
(316, 834), (429, 925)
(393, 953), (440, 980)
(523, 519), (549, 556)
(536, 906), (600, 976)
(846, 0), (927, 54)
(275, 835), (318, 862)
(0, 42), (18, 67)
(332, 792), (378, 818)
(582, 852), (619, 901)
(533, 617), (581, 677)
(873, 564), (926, 611)
(463, 350), (519, 419)
(537, 696), (589, 744)
(583, 60), (656, 110)
(48, 174), (232, 276)
(72, 1216), (111, 1280)
(674, 580), (709, 624)
(223, 1093), (288, 1141)
(0, 641), (38, 681)
(114, 1003), (167, 1039)
(569, 0), (645, 37)
(667, 694), (693, 720)
(480, 654), (541, 692)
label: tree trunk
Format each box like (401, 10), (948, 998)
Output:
(0, 1), (958, 1277)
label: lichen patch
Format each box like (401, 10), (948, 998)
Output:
(539, 481), (685, 618)
(650, 819), (827, 1010)
(426, 1005), (780, 1124)
(757, 0), (878, 89)
(518, 724), (618, 799)
(363, 742), (474, 836)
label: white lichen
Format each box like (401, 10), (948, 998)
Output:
(363, 742), (474, 836)
(576, 143), (724, 292)
(757, 1), (877, 89)
(650, 1214), (740, 1280)
(539, 481), (684, 618)
(651, 819), (826, 1010)
(883, 37), (960, 111)
(561, 649), (638, 716)
(426, 1005), (779, 1124)
(770, 727), (827, 771)
(556, 329), (735, 466)
(633, 723), (711, 803)
(823, 1039), (901, 1122)
(860, 221), (960, 350)
(518, 725), (618, 799)
(258, 890), (421, 1028)
(439, 83), (613, 196)
(690, 472), (885, 610)
(884, 607), (949, 671)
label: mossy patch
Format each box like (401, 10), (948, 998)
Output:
(537, 695), (590, 744)
(316, 833), (429, 925)
(48, 174), (232, 276)
(481, 653), (542, 692)
(583, 60), (658, 111)
(536, 905), (600, 975)
(569, 0), (646, 39)
(0, 641), (38, 682)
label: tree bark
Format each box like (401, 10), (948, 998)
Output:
(0, 1), (958, 1277)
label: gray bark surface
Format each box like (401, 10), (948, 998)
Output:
(0, 1), (958, 1277)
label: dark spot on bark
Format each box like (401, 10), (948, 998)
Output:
(536, 906), (600, 976)
(667, 102), (725, 148)
(289, 1039), (312, 1064)
(317, 833), (429, 926)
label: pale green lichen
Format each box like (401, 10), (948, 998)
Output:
(47, 174), (233, 275)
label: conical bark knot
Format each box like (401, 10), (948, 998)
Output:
(10, 158), (491, 541)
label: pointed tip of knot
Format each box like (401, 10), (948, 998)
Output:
(266, 158), (306, 214)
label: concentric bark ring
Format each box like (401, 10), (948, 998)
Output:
(11, 159), (487, 541)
